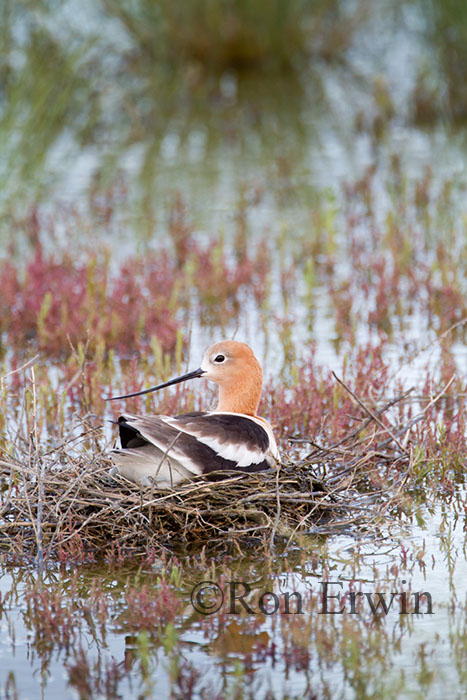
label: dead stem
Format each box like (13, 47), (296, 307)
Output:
(332, 372), (409, 454)
(29, 368), (44, 573)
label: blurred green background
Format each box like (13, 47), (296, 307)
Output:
(1, 0), (466, 247)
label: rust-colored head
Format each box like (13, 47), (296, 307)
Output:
(200, 341), (263, 415)
(106, 339), (263, 415)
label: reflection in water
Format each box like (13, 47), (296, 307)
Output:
(0, 497), (466, 698)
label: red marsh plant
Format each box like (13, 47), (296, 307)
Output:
(262, 342), (395, 446)
(167, 195), (272, 323)
(66, 647), (124, 700)
(0, 244), (181, 358)
(0, 200), (273, 359)
(336, 163), (467, 345)
(118, 581), (182, 633)
(24, 581), (87, 658)
(410, 352), (467, 484)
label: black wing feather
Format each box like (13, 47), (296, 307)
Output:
(175, 413), (270, 452)
(118, 414), (271, 477)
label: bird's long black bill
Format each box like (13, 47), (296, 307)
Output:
(106, 367), (206, 401)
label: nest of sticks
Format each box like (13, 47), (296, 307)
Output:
(0, 454), (388, 562)
(0, 385), (413, 562)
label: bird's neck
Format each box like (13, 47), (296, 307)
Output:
(215, 379), (262, 416)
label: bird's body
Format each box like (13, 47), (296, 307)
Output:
(109, 341), (279, 487)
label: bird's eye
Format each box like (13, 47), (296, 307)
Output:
(214, 354), (225, 363)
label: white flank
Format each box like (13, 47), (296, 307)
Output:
(111, 446), (195, 487)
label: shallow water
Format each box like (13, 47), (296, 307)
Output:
(0, 496), (466, 699)
(1, 1), (467, 698)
